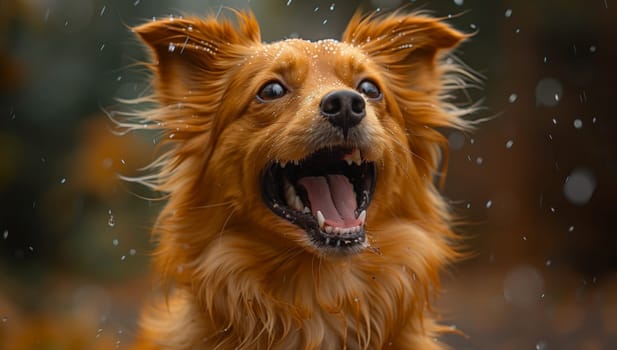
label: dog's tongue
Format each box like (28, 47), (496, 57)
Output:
(297, 175), (361, 228)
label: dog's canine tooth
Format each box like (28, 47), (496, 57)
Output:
(316, 210), (325, 228)
(325, 226), (333, 234)
(294, 196), (304, 211)
(358, 210), (367, 225)
(352, 148), (362, 166)
(345, 159), (353, 166)
(303, 206), (310, 214)
(280, 160), (287, 168)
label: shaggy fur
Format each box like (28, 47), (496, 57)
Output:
(125, 9), (474, 350)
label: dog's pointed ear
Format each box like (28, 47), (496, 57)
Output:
(133, 12), (261, 104)
(342, 12), (467, 93)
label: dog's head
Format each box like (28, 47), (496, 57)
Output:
(132, 11), (469, 267)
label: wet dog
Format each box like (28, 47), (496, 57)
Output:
(129, 10), (471, 349)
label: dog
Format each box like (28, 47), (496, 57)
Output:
(128, 9), (472, 350)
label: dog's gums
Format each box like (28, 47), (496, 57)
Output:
(261, 146), (376, 253)
(126, 9), (476, 350)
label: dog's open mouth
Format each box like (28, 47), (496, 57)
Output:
(261, 147), (376, 253)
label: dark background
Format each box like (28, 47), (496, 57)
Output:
(0, 0), (615, 349)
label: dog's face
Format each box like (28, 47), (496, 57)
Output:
(133, 12), (467, 259)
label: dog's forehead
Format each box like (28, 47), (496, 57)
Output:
(257, 38), (365, 66)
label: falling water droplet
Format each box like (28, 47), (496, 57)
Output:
(485, 200), (493, 208)
(108, 210), (116, 227)
(508, 93), (518, 103)
(573, 119), (583, 129)
(60, 177), (67, 184)
(506, 140), (514, 149)
(505, 9), (513, 18)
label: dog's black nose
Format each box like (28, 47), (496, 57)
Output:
(320, 90), (366, 138)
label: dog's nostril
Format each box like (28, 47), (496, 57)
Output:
(320, 90), (366, 138)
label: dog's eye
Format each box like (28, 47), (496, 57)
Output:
(357, 80), (382, 100)
(257, 81), (287, 102)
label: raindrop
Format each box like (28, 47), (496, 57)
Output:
(314, 6), (319, 12)
(505, 8), (513, 18)
(168, 43), (176, 52)
(116, 76), (122, 81)
(133, 0), (140, 6)
(469, 23), (477, 30)
(535, 77), (563, 107)
(100, 6), (106, 16)
(454, 0), (464, 6)
(1, 316), (7, 323)
(129, 248), (137, 256)
(485, 200), (493, 208)
(563, 168), (596, 205)
(515, 28), (521, 34)
(121, 255), (126, 261)
(475, 156), (483, 165)
(543, 56), (548, 63)
(545, 259), (552, 267)
(286, 0), (292, 6)
(60, 177), (67, 184)
(100, 43), (105, 51)
(568, 225), (575, 232)
(508, 93), (518, 103)
(589, 45), (597, 53)
(505, 140), (514, 149)
(592, 117), (597, 124)
(44, 8), (50, 22)
(323, 19), (328, 24)
(536, 341), (548, 350)
(108, 211), (116, 228)
(112, 238), (119, 246)
(573, 119), (583, 129)
(552, 117), (557, 125)
(466, 203), (471, 209)
(329, 3), (335, 11)
(554, 93), (560, 102)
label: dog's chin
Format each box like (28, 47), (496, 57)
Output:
(261, 146), (376, 256)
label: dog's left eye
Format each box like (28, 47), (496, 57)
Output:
(257, 81), (287, 102)
(357, 80), (382, 100)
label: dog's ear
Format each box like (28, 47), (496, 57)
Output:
(342, 12), (467, 94)
(133, 12), (261, 104)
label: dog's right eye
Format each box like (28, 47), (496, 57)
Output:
(257, 81), (287, 102)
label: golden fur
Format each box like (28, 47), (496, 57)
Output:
(125, 10), (474, 350)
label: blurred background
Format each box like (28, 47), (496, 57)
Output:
(0, 0), (615, 349)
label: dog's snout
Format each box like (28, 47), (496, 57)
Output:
(320, 90), (366, 138)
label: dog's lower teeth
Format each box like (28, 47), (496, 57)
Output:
(316, 210), (325, 228)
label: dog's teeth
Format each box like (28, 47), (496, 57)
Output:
(284, 180), (297, 207)
(280, 160), (287, 168)
(358, 210), (367, 225)
(294, 196), (304, 211)
(345, 159), (353, 166)
(303, 206), (310, 214)
(316, 210), (325, 228)
(325, 226), (333, 234)
(352, 148), (362, 165)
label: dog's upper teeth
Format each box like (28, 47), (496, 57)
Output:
(294, 196), (304, 211)
(280, 160), (288, 168)
(316, 210), (325, 228)
(303, 206), (311, 214)
(352, 148), (362, 165)
(346, 159), (353, 166)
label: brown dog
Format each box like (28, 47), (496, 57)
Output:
(128, 9), (471, 349)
